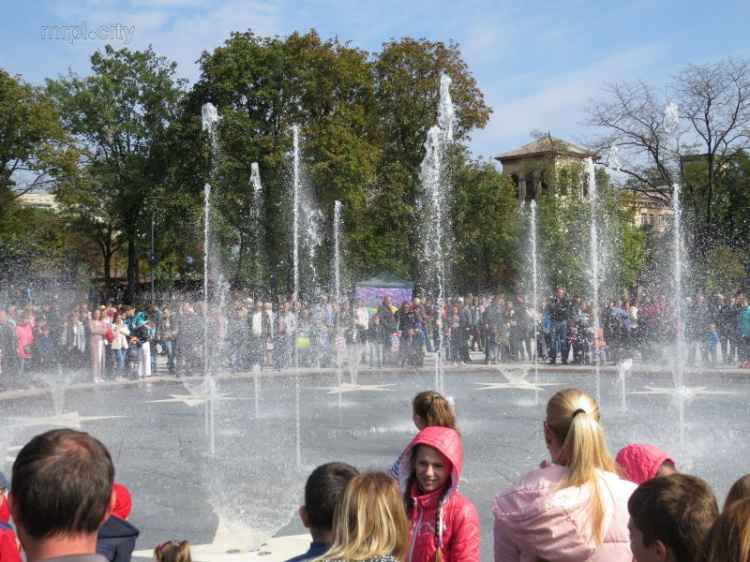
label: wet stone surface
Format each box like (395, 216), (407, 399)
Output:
(1, 360), (747, 561)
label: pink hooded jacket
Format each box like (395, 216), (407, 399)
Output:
(396, 427), (480, 562)
(492, 464), (636, 562)
(615, 443), (675, 484)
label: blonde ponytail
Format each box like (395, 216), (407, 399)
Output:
(546, 389), (618, 544)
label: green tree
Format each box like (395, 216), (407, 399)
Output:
(452, 157), (520, 293)
(373, 38), (492, 282)
(537, 163), (645, 300)
(0, 69), (77, 214)
(47, 45), (185, 301)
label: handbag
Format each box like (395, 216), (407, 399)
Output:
(105, 324), (114, 343)
(23, 344), (32, 355)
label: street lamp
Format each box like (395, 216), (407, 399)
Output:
(149, 196), (165, 305)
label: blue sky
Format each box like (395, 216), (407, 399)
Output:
(2, 0), (749, 161)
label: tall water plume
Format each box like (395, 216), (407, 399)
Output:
(292, 126), (301, 296)
(419, 74), (455, 393)
(584, 157), (602, 401)
(250, 163), (264, 289)
(333, 201), (343, 304)
(529, 200), (540, 404)
(289, 125), (323, 298)
(201, 102), (221, 457)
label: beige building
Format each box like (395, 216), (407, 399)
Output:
(495, 135), (598, 202)
(17, 192), (58, 211)
(628, 189), (673, 234)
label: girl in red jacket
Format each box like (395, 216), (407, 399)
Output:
(395, 427), (480, 562)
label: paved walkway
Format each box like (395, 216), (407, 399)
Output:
(1, 354), (747, 562)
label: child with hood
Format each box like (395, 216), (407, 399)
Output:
(395, 426), (480, 562)
(615, 443), (676, 484)
(96, 483), (140, 562)
(0, 470), (21, 562)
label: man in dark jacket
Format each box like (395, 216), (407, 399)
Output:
(548, 287), (571, 364)
(96, 484), (139, 562)
(376, 296), (396, 365)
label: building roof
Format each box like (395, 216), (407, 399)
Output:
(495, 135), (595, 162)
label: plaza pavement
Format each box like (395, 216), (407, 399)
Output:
(1, 352), (748, 562)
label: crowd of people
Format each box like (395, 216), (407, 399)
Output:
(1, 389), (748, 562)
(1, 284), (750, 389)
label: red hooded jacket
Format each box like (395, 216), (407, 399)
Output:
(0, 496), (21, 562)
(396, 427), (480, 562)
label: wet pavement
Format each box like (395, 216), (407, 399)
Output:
(1, 355), (748, 562)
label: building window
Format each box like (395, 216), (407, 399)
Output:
(641, 213), (647, 225)
(649, 213), (655, 225)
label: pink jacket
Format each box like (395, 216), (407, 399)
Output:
(493, 464), (636, 562)
(396, 427), (481, 562)
(15, 324), (34, 359)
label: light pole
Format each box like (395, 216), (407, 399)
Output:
(150, 207), (156, 305)
(149, 196), (165, 305)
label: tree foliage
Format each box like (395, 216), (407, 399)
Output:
(46, 45), (186, 301)
(586, 57), (750, 268)
(0, 70), (77, 213)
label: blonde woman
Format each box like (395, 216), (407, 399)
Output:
(89, 308), (108, 383)
(493, 388), (635, 561)
(318, 472), (408, 562)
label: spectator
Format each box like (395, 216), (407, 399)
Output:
(0, 470), (21, 562)
(9, 429), (115, 562)
(395, 426), (480, 562)
(616, 443), (676, 484)
(548, 287), (571, 365)
(698, 498), (750, 562)
(723, 474), (750, 511)
(494, 388), (635, 561)
(318, 473), (408, 562)
(287, 462), (359, 562)
(154, 541), (191, 562)
(96, 484), (140, 562)
(627, 473), (718, 562)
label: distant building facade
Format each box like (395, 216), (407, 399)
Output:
(627, 189), (673, 234)
(17, 192), (58, 211)
(495, 135), (598, 202)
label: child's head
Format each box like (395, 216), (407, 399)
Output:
(373, 315), (380, 324)
(616, 443), (676, 484)
(349, 315), (358, 326)
(708, 322), (717, 331)
(628, 474), (718, 562)
(412, 391), (457, 432)
(325, 472), (408, 562)
(155, 540), (191, 562)
(724, 474), (750, 511)
(112, 483), (133, 519)
(406, 327), (415, 338)
(699, 498), (750, 562)
(301, 462), (359, 542)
